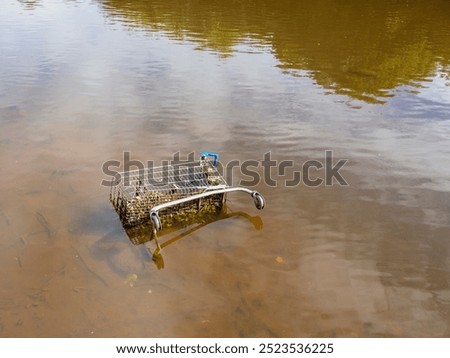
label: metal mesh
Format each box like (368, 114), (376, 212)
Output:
(110, 158), (227, 228)
(123, 201), (224, 246)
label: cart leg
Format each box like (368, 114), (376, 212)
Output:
(152, 227), (162, 256)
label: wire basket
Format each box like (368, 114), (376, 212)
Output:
(110, 152), (265, 234)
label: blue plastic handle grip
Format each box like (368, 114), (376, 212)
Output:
(200, 151), (219, 166)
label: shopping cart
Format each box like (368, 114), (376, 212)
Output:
(110, 152), (265, 249)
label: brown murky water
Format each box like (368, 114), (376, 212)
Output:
(1, 0), (450, 337)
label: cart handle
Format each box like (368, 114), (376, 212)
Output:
(149, 187), (265, 231)
(200, 151), (219, 166)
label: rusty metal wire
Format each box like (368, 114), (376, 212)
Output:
(110, 157), (226, 228)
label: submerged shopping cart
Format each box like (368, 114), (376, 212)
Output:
(110, 152), (265, 250)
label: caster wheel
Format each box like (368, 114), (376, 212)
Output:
(252, 192), (265, 210)
(150, 211), (162, 231)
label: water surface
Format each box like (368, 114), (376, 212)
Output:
(1, 0), (450, 337)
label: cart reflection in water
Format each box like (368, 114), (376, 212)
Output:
(123, 204), (263, 269)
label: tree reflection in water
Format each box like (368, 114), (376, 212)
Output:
(99, 0), (450, 103)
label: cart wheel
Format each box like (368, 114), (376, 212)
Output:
(252, 192), (265, 210)
(150, 211), (162, 231)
